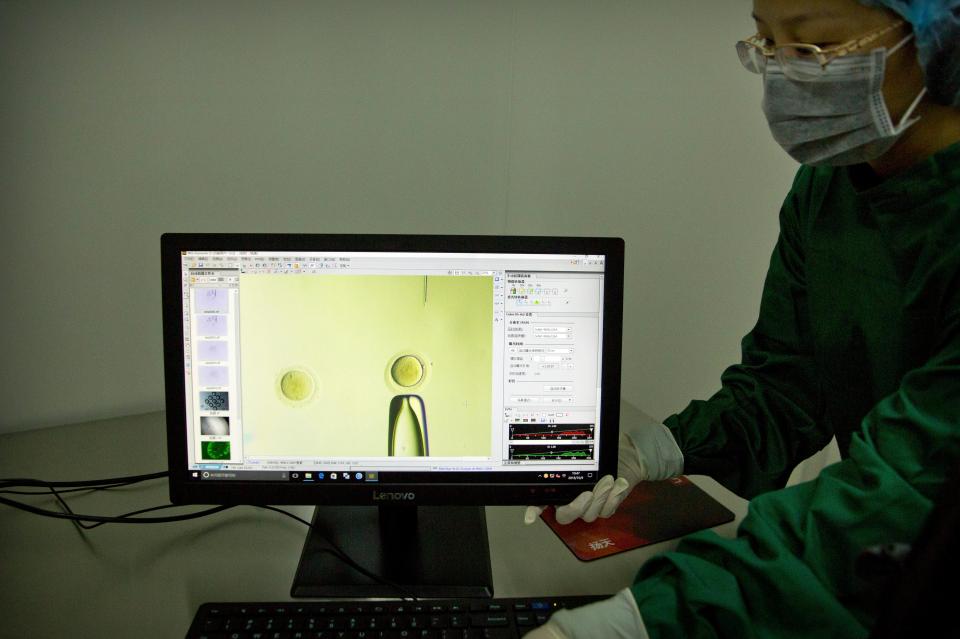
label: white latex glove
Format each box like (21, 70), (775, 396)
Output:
(524, 413), (683, 525)
(522, 588), (650, 639)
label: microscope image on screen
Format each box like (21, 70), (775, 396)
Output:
(238, 274), (493, 459)
(386, 353), (430, 456)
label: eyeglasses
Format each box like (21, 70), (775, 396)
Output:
(736, 20), (906, 81)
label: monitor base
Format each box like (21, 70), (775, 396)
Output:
(290, 505), (493, 599)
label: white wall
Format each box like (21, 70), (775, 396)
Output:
(0, 0), (798, 434)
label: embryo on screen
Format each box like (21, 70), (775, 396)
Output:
(238, 274), (494, 459)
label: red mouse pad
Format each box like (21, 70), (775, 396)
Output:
(540, 476), (736, 561)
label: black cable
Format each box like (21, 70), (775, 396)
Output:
(0, 481), (146, 496)
(1, 473), (418, 600)
(47, 486), (198, 530)
(49, 485), (94, 531)
(0, 471), (166, 497)
(0, 493), (233, 523)
(0, 471), (168, 490)
(0, 472), (216, 524)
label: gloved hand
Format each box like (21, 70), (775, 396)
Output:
(522, 588), (650, 639)
(523, 409), (683, 525)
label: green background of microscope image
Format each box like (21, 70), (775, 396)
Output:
(238, 274), (494, 457)
(201, 441), (230, 460)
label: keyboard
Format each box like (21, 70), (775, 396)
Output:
(186, 595), (609, 639)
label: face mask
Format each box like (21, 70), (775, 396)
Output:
(762, 34), (927, 167)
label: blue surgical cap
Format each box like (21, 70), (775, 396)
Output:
(859, 0), (960, 106)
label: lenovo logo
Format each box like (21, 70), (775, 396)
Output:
(372, 491), (416, 501)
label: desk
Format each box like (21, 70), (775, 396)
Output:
(0, 402), (747, 639)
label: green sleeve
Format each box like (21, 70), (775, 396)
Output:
(630, 307), (960, 638)
(664, 166), (833, 499)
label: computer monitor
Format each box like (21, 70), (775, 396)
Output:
(162, 233), (624, 598)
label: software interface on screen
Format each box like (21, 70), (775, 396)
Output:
(179, 250), (607, 485)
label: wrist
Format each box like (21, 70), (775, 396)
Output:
(548, 588), (649, 639)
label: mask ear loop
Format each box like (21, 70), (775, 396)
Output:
(886, 32), (914, 57)
(893, 86), (928, 132)
(883, 32), (927, 133)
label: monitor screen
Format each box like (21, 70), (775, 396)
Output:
(162, 234), (623, 506)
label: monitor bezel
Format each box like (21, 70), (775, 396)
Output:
(162, 233), (624, 505)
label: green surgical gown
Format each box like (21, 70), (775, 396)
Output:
(632, 141), (960, 638)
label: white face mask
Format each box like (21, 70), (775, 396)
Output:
(762, 34), (927, 167)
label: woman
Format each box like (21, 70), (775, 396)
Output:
(526, 0), (960, 636)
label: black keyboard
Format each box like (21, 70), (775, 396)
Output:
(186, 595), (609, 639)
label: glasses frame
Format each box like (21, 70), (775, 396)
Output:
(738, 19), (906, 73)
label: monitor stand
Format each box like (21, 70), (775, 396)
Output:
(290, 505), (493, 599)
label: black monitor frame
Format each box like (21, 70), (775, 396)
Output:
(161, 233), (624, 597)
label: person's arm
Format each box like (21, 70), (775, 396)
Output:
(667, 166), (833, 499)
(532, 310), (960, 638)
(631, 311), (960, 637)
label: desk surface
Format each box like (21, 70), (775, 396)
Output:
(0, 402), (747, 639)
